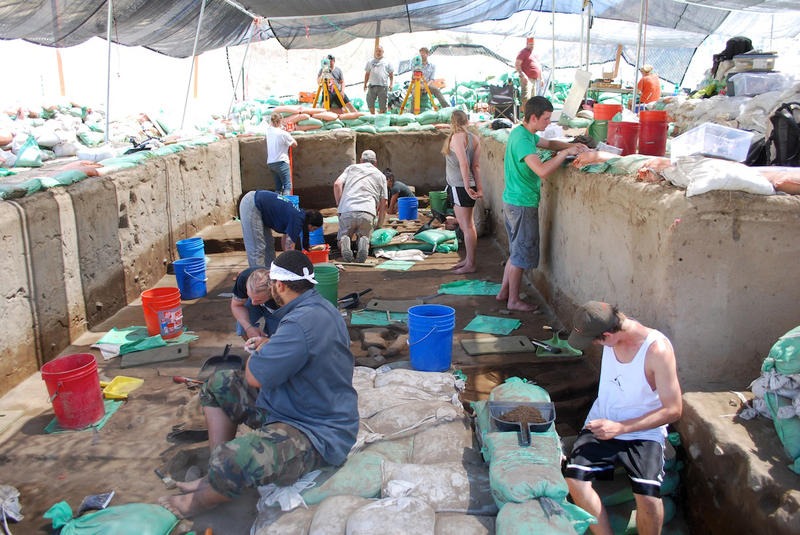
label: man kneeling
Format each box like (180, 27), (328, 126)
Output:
(159, 250), (359, 518)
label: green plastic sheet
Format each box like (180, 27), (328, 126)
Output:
(464, 315), (521, 335)
(438, 280), (501, 296)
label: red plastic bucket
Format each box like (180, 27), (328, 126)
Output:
(304, 244), (330, 264)
(41, 353), (105, 429)
(607, 122), (640, 156)
(141, 287), (184, 339)
(638, 120), (669, 156)
(593, 103), (623, 121)
(639, 110), (668, 123)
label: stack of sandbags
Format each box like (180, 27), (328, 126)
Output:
(251, 366), (498, 535)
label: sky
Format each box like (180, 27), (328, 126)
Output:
(0, 26), (797, 127)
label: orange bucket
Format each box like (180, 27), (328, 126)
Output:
(141, 287), (184, 339)
(304, 244), (330, 264)
(639, 110), (668, 122)
(593, 103), (623, 121)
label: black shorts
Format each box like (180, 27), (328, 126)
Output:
(564, 430), (665, 497)
(446, 185), (476, 208)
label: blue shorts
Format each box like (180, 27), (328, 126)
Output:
(503, 202), (540, 269)
(564, 430), (665, 497)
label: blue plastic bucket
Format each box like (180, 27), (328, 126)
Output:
(176, 237), (205, 259)
(280, 194), (300, 209)
(173, 257), (207, 299)
(309, 227), (325, 246)
(408, 304), (456, 372)
(397, 197), (419, 221)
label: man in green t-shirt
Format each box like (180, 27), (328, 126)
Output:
(498, 96), (588, 311)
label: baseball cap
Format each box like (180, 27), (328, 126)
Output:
(567, 301), (617, 350)
(327, 54), (335, 60)
(361, 149), (377, 163)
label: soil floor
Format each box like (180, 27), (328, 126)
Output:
(0, 218), (691, 534)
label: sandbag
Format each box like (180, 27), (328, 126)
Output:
(302, 451), (384, 505)
(373, 368), (462, 396)
(339, 112), (366, 121)
(13, 135), (43, 167)
(309, 495), (372, 535)
(272, 105), (302, 115)
(381, 460), (497, 515)
(758, 167), (800, 195)
(44, 502), (178, 535)
(370, 228), (398, 247)
(345, 497), (435, 535)
(411, 419), (478, 464)
(435, 512), (495, 535)
(762, 325), (800, 375)
(490, 450), (569, 504)
(283, 113), (311, 124)
(353, 366), (376, 391)
(363, 399), (462, 440)
(358, 383), (448, 419)
(495, 498), (595, 535)
(361, 435), (414, 464)
(313, 111), (339, 122)
(251, 505), (315, 535)
(489, 378), (551, 403)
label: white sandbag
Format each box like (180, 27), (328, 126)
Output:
(352, 366), (376, 392)
(411, 419), (479, 465)
(33, 126), (61, 148)
(435, 512), (495, 535)
(309, 495), (372, 535)
(381, 460), (497, 515)
(251, 505), (316, 535)
(76, 146), (118, 162)
(374, 368), (464, 396)
(666, 155), (775, 197)
(345, 497), (435, 535)
(53, 141), (79, 158)
(363, 399), (463, 440)
(358, 384), (451, 419)
(0, 149), (16, 168)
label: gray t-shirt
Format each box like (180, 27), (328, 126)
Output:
(365, 58), (394, 87)
(445, 133), (477, 188)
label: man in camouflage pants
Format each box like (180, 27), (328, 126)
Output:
(159, 251), (359, 517)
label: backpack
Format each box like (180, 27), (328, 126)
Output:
(767, 101), (800, 166)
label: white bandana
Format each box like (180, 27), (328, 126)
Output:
(269, 263), (318, 284)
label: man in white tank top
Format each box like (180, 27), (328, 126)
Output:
(564, 301), (683, 535)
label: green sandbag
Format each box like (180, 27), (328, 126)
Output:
(370, 228), (398, 246)
(764, 392), (800, 462)
(495, 499), (595, 535)
(392, 113), (416, 126)
(415, 228), (456, 247)
(44, 502), (178, 535)
(0, 178), (43, 199)
(77, 131), (106, 147)
(352, 125), (377, 134)
(762, 325), (800, 375)
(297, 118), (324, 127)
(14, 135), (43, 167)
(376, 126), (400, 133)
(47, 170), (87, 187)
(301, 451), (384, 504)
(152, 145), (185, 156)
(489, 378), (551, 402)
(416, 110), (439, 125)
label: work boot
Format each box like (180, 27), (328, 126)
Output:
(355, 236), (370, 263)
(340, 236), (354, 262)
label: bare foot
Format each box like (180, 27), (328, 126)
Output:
(452, 259), (466, 269)
(158, 495), (188, 519)
(452, 265), (476, 274)
(507, 300), (537, 312)
(158, 478), (230, 519)
(496, 292), (508, 302)
(176, 478), (204, 494)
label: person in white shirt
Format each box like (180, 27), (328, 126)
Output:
(333, 150), (388, 262)
(418, 47), (449, 109)
(265, 113), (297, 195)
(564, 301), (683, 535)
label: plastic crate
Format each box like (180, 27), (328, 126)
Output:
(728, 72), (792, 97)
(732, 52), (777, 72)
(670, 123), (754, 163)
(488, 401), (555, 446)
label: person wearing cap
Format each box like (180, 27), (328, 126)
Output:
(239, 190), (324, 268)
(564, 301), (683, 535)
(515, 37), (542, 103)
(363, 46), (395, 114)
(497, 97), (587, 311)
(385, 167), (414, 215)
(637, 64), (662, 105)
(265, 112), (297, 195)
(159, 250), (359, 518)
(317, 54), (357, 113)
(418, 47), (450, 109)
(229, 267), (279, 341)
(334, 149), (388, 262)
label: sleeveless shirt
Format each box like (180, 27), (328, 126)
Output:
(445, 133), (476, 188)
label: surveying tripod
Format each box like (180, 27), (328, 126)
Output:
(314, 69), (346, 111)
(400, 69), (439, 115)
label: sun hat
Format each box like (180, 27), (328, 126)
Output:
(567, 301), (618, 350)
(640, 64), (654, 74)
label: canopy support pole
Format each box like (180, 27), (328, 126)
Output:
(550, 0), (556, 97)
(584, 1), (592, 72)
(181, 0), (207, 130)
(227, 22), (255, 118)
(105, 0), (113, 143)
(632, 0), (647, 109)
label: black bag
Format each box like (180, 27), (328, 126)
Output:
(768, 102), (800, 166)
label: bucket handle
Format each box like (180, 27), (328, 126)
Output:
(183, 270), (208, 282)
(48, 381), (64, 402)
(407, 326), (439, 347)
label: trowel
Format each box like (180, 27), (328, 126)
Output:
(198, 344), (244, 379)
(338, 288), (372, 309)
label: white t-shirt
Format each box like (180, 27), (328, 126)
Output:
(336, 163), (388, 216)
(364, 58), (394, 87)
(265, 125), (294, 164)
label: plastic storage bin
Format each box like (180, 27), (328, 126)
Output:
(670, 123), (754, 163)
(732, 52), (777, 72)
(728, 72), (791, 97)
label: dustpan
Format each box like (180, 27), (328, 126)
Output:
(100, 376), (144, 400)
(535, 333), (582, 357)
(199, 344), (244, 379)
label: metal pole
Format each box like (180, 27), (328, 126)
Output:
(105, 0), (112, 143)
(551, 0), (556, 96)
(584, 1), (592, 72)
(227, 23), (254, 118)
(181, 0), (207, 130)
(632, 0), (646, 109)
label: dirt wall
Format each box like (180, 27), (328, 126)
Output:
(0, 140), (240, 395)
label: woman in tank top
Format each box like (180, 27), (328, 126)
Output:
(442, 110), (483, 274)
